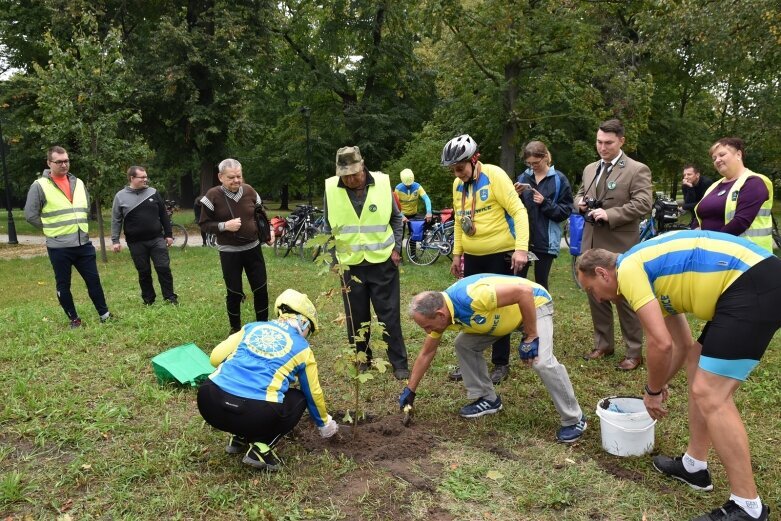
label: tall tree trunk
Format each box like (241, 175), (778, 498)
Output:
(500, 62), (520, 176)
(180, 171), (194, 209)
(199, 159), (217, 197)
(95, 193), (108, 263)
(279, 184), (290, 210)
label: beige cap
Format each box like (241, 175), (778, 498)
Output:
(335, 146), (364, 176)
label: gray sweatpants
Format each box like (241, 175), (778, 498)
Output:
(454, 302), (583, 426)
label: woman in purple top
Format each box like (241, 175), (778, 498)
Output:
(693, 138), (773, 251)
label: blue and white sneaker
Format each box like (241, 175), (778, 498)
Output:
(459, 395), (503, 418)
(556, 414), (587, 443)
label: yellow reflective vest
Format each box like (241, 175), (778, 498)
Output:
(696, 169), (773, 252)
(36, 176), (90, 238)
(325, 172), (394, 265)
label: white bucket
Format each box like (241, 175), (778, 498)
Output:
(595, 396), (656, 457)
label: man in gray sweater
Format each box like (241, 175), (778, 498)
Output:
(111, 166), (178, 305)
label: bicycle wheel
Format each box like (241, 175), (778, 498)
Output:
(204, 233), (217, 247)
(170, 224), (188, 249)
(571, 254), (582, 289)
(406, 229), (442, 266)
(273, 234), (286, 256)
(442, 224), (454, 258)
(562, 219), (570, 247)
(297, 226), (314, 259)
(284, 225), (303, 258)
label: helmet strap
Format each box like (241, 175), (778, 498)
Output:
(278, 313), (311, 338)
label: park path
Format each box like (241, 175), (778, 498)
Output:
(1, 233), (205, 247)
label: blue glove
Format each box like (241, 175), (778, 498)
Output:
(518, 337), (539, 361)
(399, 386), (416, 410)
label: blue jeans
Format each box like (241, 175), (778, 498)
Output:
(47, 243), (109, 320)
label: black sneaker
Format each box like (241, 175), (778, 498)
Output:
(225, 435), (249, 455)
(165, 296), (179, 305)
(490, 364), (509, 384)
(242, 442), (281, 471)
(691, 500), (769, 520)
(99, 312), (114, 323)
(652, 454), (713, 491)
(448, 366), (463, 381)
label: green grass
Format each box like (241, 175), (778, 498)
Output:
(1, 247), (779, 519)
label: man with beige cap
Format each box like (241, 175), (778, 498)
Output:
(323, 146), (409, 380)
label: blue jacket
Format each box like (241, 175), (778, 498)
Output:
(517, 167), (573, 255)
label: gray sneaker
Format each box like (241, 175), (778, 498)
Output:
(652, 454), (713, 491)
(459, 395), (503, 418)
(490, 364), (509, 384)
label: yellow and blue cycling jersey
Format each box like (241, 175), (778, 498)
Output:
(617, 230), (772, 321)
(453, 163), (529, 256)
(208, 321), (329, 427)
(394, 182), (432, 217)
(431, 273), (551, 339)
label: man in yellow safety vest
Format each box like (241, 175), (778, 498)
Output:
(24, 146), (112, 328)
(323, 146), (409, 380)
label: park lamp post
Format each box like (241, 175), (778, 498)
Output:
(300, 106), (312, 205)
(0, 114), (19, 245)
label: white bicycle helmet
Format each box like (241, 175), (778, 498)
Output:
(400, 168), (414, 186)
(441, 134), (478, 166)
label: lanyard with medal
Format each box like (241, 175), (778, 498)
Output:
(460, 168), (480, 236)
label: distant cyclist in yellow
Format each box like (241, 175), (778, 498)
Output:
(395, 168), (433, 258)
(441, 134), (530, 384)
(577, 231), (781, 521)
(394, 168), (432, 223)
(398, 274), (586, 442)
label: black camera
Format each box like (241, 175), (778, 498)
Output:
(583, 196), (605, 225)
(583, 196), (603, 210)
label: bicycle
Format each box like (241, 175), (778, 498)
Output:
(405, 209), (454, 266)
(638, 192), (689, 242)
(273, 204), (323, 259)
(165, 200), (189, 249)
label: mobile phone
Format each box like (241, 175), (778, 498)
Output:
(515, 182), (531, 191)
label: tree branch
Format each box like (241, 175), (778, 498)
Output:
(444, 22), (500, 85)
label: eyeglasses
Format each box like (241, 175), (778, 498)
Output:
(51, 159), (70, 165)
(525, 158), (543, 168)
(133, 176), (149, 180)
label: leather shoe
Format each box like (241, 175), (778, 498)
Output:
(616, 357), (642, 371)
(583, 349), (614, 361)
(490, 364), (509, 384)
(393, 368), (410, 380)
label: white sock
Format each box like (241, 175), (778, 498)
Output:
(100, 311), (111, 320)
(682, 452), (707, 473)
(729, 493), (763, 519)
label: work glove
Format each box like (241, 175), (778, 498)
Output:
(518, 337), (539, 361)
(398, 386), (416, 410)
(318, 415), (339, 438)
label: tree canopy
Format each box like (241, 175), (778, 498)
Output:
(1, 0), (779, 211)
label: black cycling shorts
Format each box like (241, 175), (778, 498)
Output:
(697, 256), (781, 380)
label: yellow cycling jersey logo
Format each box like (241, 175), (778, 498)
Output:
(244, 324), (293, 358)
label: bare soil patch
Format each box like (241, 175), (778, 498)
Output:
(0, 243), (46, 259)
(293, 414), (454, 521)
